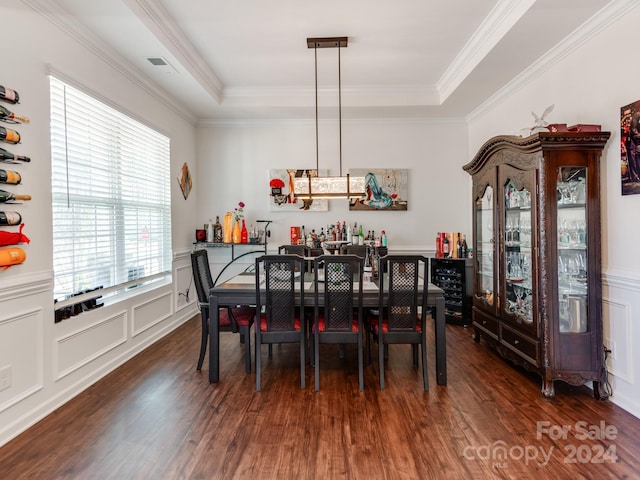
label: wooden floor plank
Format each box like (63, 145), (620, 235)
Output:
(0, 315), (639, 479)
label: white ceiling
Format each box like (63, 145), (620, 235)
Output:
(40, 0), (613, 123)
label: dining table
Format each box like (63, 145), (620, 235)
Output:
(208, 271), (447, 386)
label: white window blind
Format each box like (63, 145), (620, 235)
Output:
(50, 76), (172, 303)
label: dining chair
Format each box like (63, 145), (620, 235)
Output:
(254, 254), (307, 391)
(368, 255), (429, 391)
(312, 254), (364, 391)
(190, 249), (255, 372)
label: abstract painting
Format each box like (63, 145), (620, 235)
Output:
(348, 168), (408, 211)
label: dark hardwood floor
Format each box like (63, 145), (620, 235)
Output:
(1, 315), (638, 479)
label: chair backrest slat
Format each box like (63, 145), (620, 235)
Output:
(379, 255), (429, 332)
(256, 254), (305, 332)
(314, 254), (363, 332)
(191, 249), (214, 306)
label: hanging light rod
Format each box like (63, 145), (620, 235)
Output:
(294, 36), (365, 201)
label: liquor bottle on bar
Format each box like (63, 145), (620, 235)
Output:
(213, 216), (223, 243)
(456, 233), (463, 258)
(461, 235), (468, 258)
(442, 233), (450, 258)
(0, 147), (30, 163)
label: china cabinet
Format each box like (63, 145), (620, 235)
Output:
(463, 131), (610, 399)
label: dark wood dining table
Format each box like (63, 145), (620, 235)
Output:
(208, 272), (447, 386)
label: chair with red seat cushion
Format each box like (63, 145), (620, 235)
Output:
(254, 254), (307, 391)
(368, 255), (429, 391)
(312, 254), (364, 391)
(190, 249), (254, 372)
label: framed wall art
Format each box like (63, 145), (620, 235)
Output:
(268, 169), (328, 211)
(348, 168), (408, 211)
(621, 100), (640, 195)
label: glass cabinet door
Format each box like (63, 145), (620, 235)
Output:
(503, 179), (534, 325)
(557, 166), (588, 333)
(474, 186), (495, 309)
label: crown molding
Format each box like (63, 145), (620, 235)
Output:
(437, 0), (536, 103)
(122, 0), (224, 104)
(22, 0), (196, 125)
(197, 116), (466, 127)
(467, 0), (638, 123)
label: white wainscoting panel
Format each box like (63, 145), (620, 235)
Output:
(603, 269), (640, 418)
(0, 308), (44, 413)
(55, 310), (128, 381)
(131, 291), (173, 337)
(602, 298), (632, 383)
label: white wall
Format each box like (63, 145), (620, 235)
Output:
(196, 119), (471, 258)
(0, 2), (198, 446)
(467, 5), (640, 417)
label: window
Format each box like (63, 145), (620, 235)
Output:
(50, 76), (172, 304)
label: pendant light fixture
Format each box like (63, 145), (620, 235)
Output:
(294, 37), (365, 200)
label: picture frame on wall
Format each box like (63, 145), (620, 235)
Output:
(621, 99), (640, 195)
(268, 169), (329, 211)
(348, 168), (408, 211)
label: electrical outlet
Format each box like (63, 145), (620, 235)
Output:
(0, 365), (11, 392)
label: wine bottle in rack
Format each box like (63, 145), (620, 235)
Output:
(0, 85), (20, 104)
(0, 211), (21, 226)
(0, 126), (21, 144)
(0, 147), (30, 163)
(0, 169), (21, 185)
(0, 105), (30, 124)
(0, 190), (31, 203)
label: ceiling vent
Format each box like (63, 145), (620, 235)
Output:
(146, 56), (177, 74)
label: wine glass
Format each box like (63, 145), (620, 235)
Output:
(505, 217), (513, 244)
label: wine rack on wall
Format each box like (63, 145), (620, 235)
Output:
(1, 83), (31, 269)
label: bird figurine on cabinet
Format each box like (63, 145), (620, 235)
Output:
(521, 104), (554, 136)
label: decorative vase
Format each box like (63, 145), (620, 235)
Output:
(223, 212), (233, 243)
(240, 219), (248, 243)
(232, 220), (242, 244)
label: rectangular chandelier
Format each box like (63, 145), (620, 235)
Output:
(294, 173), (365, 199)
(293, 36), (365, 200)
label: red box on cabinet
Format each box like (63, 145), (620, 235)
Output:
(547, 123), (568, 132)
(568, 124), (601, 132)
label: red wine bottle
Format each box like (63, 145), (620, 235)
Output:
(0, 126), (21, 144)
(0, 211), (21, 226)
(0, 85), (20, 104)
(0, 190), (31, 203)
(0, 147), (30, 163)
(0, 169), (21, 185)
(0, 105), (30, 124)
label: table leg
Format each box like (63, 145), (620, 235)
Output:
(434, 294), (447, 386)
(209, 294), (220, 383)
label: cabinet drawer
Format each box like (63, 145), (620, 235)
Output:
(473, 308), (499, 338)
(500, 326), (539, 366)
